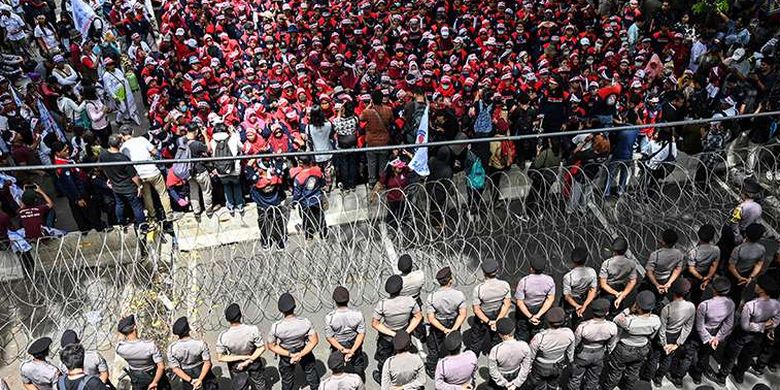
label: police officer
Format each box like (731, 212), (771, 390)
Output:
(600, 291), (661, 390)
(424, 266), (467, 377)
(381, 331), (426, 389)
(640, 278), (696, 386)
(726, 223), (766, 305)
(598, 237), (639, 316)
(398, 254), (426, 346)
(59, 329), (112, 388)
(324, 286), (367, 380)
(561, 247), (598, 329)
(469, 259), (512, 355)
(372, 274), (422, 384)
(58, 343), (106, 390)
(215, 303), (268, 390)
(515, 257), (556, 342)
(567, 299), (618, 390)
(685, 224), (720, 305)
(487, 318), (532, 389)
(115, 315), (171, 390)
(525, 307), (574, 389)
(718, 178), (762, 272)
(266, 293), (320, 390)
(167, 316), (218, 390)
(685, 276), (734, 384)
(434, 332), (478, 388)
(20, 337), (60, 390)
(319, 350), (364, 390)
(643, 229), (684, 305)
(707, 275), (780, 386)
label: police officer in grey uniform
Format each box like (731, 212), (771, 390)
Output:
(319, 350), (364, 390)
(324, 286), (367, 381)
(487, 318), (532, 389)
(561, 247), (598, 330)
(468, 259), (512, 355)
(115, 315), (171, 390)
(685, 276), (734, 384)
(718, 178), (762, 271)
(600, 290), (661, 390)
(598, 237), (638, 316)
(525, 307), (574, 389)
(685, 224), (720, 304)
(515, 257), (556, 342)
(567, 299), (617, 390)
(727, 223), (766, 305)
(59, 329), (112, 388)
(167, 316), (218, 390)
(371, 274), (422, 384)
(424, 266), (467, 377)
(398, 254), (426, 345)
(20, 337), (60, 390)
(266, 293), (320, 390)
(381, 331), (426, 390)
(640, 278), (696, 386)
(215, 303), (268, 390)
(643, 229), (684, 306)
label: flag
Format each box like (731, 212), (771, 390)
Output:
(37, 99), (66, 142)
(408, 105), (430, 177)
(71, 0), (97, 38)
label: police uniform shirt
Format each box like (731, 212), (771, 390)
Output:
(574, 318), (619, 351)
(472, 278), (512, 315)
(381, 351), (426, 390)
(729, 199), (762, 241)
(20, 359), (60, 388)
(115, 339), (163, 371)
(529, 328), (575, 364)
(435, 351), (478, 387)
(319, 373), (364, 390)
(58, 350), (109, 377)
(515, 274), (556, 307)
(167, 338), (211, 370)
(488, 339), (532, 387)
(598, 255), (637, 288)
(216, 324), (264, 356)
(562, 266), (598, 302)
(729, 242), (766, 275)
(658, 300), (696, 345)
(425, 287), (467, 321)
(695, 296), (735, 343)
(645, 248), (684, 282)
(373, 296), (420, 339)
(686, 243), (720, 276)
(324, 307), (366, 345)
(613, 309), (662, 347)
(268, 316), (315, 351)
(740, 297), (780, 333)
(400, 270), (425, 299)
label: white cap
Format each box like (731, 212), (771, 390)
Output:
(731, 48), (746, 61)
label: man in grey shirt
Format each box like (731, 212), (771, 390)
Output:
(727, 223), (766, 305)
(397, 254), (426, 345)
(115, 315), (170, 390)
(424, 266), (467, 377)
(168, 316), (218, 390)
(568, 299), (618, 390)
(561, 247), (598, 329)
(468, 259), (512, 355)
(381, 331), (425, 390)
(216, 303), (268, 390)
(266, 293), (320, 390)
(372, 275), (422, 384)
(20, 337), (60, 390)
(687, 277), (734, 384)
(324, 286), (367, 381)
(643, 228), (684, 303)
(487, 318), (532, 389)
(515, 257), (556, 342)
(319, 351), (364, 390)
(685, 224), (720, 304)
(525, 308), (575, 389)
(59, 330), (111, 388)
(598, 237), (638, 316)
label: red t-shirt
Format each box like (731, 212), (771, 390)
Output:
(18, 205), (50, 239)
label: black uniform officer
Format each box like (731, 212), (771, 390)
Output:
(266, 293), (320, 390)
(115, 315), (171, 390)
(167, 316), (219, 390)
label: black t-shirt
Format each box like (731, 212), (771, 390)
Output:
(98, 151), (139, 195)
(188, 140), (209, 174)
(61, 375), (105, 390)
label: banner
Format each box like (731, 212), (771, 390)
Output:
(408, 105), (430, 177)
(71, 0), (97, 38)
(37, 99), (66, 142)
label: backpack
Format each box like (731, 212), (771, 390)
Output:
(213, 138), (234, 175)
(58, 374), (98, 390)
(404, 102), (427, 144)
(171, 139), (193, 180)
(467, 154), (486, 190)
(473, 101), (494, 135)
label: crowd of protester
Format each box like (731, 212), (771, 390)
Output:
(0, 0), (779, 247)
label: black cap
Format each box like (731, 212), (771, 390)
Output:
(671, 278), (691, 296)
(117, 314), (136, 334)
(332, 286), (350, 304)
(693, 386), (715, 390)
(327, 350), (345, 372)
(397, 254), (413, 273)
(60, 330), (79, 347)
(385, 275), (403, 295)
(443, 331), (462, 352)
(591, 298), (610, 317)
(637, 290), (656, 311)
(757, 274), (780, 297)
(612, 237), (628, 252)
(225, 303), (242, 322)
(481, 259), (499, 274)
(28, 337), (52, 356)
(742, 178), (761, 195)
(745, 223), (765, 241)
(278, 293), (296, 313)
(172, 316), (190, 336)
(546, 307), (565, 325)
(393, 330), (411, 351)
(712, 276), (731, 294)
(496, 318), (515, 335)
(571, 247), (588, 264)
(436, 267), (452, 284)
(530, 257), (546, 273)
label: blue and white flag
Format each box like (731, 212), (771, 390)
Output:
(71, 0), (97, 38)
(37, 99), (66, 142)
(408, 105), (430, 177)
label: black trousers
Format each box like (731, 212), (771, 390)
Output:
(300, 204), (327, 239)
(227, 361), (268, 390)
(600, 343), (650, 390)
(567, 347), (605, 390)
(515, 304), (543, 342)
(374, 336), (394, 377)
(426, 318), (456, 376)
(68, 197), (105, 232)
(640, 332), (682, 381)
(127, 368), (171, 390)
(523, 360), (563, 390)
(278, 351), (319, 390)
(467, 312), (500, 356)
(686, 331), (720, 380)
(598, 289), (636, 320)
(256, 205), (287, 248)
(181, 366), (219, 390)
(331, 341), (367, 381)
(718, 329), (763, 377)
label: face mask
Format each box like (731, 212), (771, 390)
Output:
(586, 58), (594, 64)
(179, 106), (188, 112)
(442, 84), (450, 89)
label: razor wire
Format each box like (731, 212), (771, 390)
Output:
(1, 145), (779, 367)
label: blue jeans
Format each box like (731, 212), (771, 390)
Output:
(114, 192), (147, 230)
(604, 159), (632, 197)
(221, 176), (244, 210)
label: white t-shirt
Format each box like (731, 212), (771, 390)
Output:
(121, 137), (160, 179)
(33, 24), (58, 51)
(0, 13), (27, 41)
